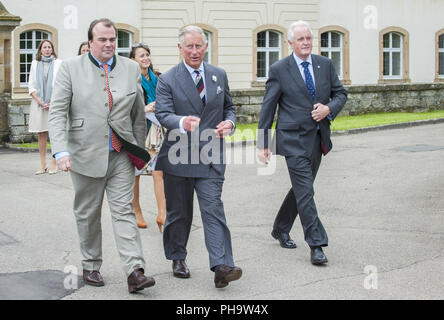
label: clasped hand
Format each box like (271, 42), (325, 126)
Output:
(311, 103), (330, 122)
(183, 116), (233, 138)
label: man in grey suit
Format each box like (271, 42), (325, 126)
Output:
(48, 18), (155, 293)
(257, 21), (347, 265)
(155, 25), (242, 288)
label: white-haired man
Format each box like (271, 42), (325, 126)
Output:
(257, 21), (347, 265)
(155, 25), (242, 288)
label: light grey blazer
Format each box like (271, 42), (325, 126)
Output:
(155, 61), (236, 178)
(258, 54), (347, 157)
(48, 53), (147, 178)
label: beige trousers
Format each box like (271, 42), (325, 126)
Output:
(70, 151), (145, 277)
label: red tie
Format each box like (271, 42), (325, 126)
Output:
(102, 64), (122, 152)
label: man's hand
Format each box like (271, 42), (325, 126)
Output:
(214, 121), (234, 138)
(145, 101), (156, 113)
(57, 155), (72, 172)
(183, 116), (201, 132)
(312, 103), (331, 122)
(257, 148), (271, 164)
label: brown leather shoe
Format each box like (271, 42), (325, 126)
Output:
(172, 260), (190, 278)
(214, 265), (242, 288)
(83, 270), (104, 287)
(127, 268), (155, 293)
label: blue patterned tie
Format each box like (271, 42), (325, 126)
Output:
(301, 61), (315, 102)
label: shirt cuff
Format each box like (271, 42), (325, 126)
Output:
(227, 120), (236, 136)
(54, 151), (70, 161)
(179, 117), (187, 134)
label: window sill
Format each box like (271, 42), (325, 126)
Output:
(378, 78), (411, 84)
(251, 81), (266, 87)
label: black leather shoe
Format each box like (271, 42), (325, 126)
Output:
(83, 270), (105, 287)
(214, 265), (242, 288)
(271, 229), (297, 249)
(173, 260), (190, 278)
(310, 246), (328, 265)
(127, 268), (155, 293)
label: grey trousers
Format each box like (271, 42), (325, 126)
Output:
(70, 151), (145, 277)
(273, 132), (328, 247)
(162, 173), (234, 270)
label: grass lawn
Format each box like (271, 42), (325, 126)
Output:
(8, 110), (444, 147)
(9, 142), (50, 149)
(227, 110), (444, 142)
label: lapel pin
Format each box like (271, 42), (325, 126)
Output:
(317, 65), (320, 69)
(212, 75), (217, 82)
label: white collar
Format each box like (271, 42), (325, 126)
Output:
(293, 53), (313, 67)
(183, 60), (204, 75)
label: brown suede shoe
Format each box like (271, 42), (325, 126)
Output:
(214, 265), (242, 288)
(83, 270), (105, 287)
(127, 268), (155, 293)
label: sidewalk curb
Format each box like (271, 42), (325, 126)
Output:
(3, 118), (444, 151)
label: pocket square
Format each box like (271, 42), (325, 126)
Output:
(216, 86), (223, 94)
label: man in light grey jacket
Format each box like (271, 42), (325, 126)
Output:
(48, 18), (154, 293)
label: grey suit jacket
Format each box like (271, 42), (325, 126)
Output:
(258, 54), (347, 157)
(48, 53), (147, 177)
(155, 61), (236, 178)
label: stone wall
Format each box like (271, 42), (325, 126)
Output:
(7, 97), (35, 143)
(233, 83), (444, 123)
(5, 83), (444, 143)
(0, 93), (8, 140)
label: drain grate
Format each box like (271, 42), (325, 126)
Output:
(0, 270), (84, 300)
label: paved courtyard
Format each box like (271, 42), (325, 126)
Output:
(1, 123), (444, 300)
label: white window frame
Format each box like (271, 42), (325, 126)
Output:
(320, 31), (343, 79)
(19, 30), (51, 87)
(439, 34), (444, 78)
(257, 30), (281, 81)
(116, 30), (132, 57)
(204, 31), (212, 64)
(383, 32), (403, 79)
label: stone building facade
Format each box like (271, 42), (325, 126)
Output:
(0, 0), (443, 142)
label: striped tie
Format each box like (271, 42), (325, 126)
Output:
(102, 64), (122, 152)
(194, 70), (206, 107)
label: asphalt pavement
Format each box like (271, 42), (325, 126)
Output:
(1, 122), (444, 300)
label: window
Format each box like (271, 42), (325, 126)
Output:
(439, 34), (444, 77)
(13, 23), (58, 93)
(319, 26), (350, 84)
(204, 31), (212, 64)
(256, 30), (281, 80)
(116, 30), (132, 57)
(379, 27), (410, 84)
(19, 30), (50, 86)
(383, 32), (402, 79)
(321, 31), (342, 79)
(436, 30), (444, 82)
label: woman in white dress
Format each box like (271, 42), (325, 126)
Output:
(28, 40), (62, 174)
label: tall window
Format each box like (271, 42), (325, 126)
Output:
(321, 31), (342, 79)
(383, 32), (402, 79)
(439, 34), (444, 78)
(19, 30), (50, 86)
(116, 30), (132, 57)
(256, 30), (281, 80)
(204, 31), (212, 64)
